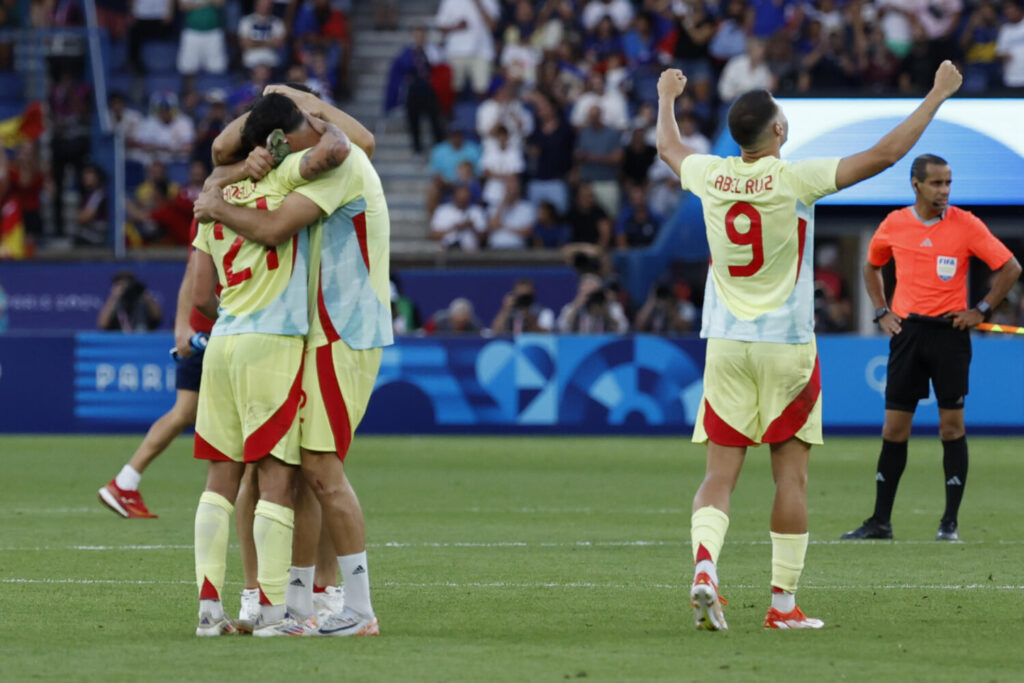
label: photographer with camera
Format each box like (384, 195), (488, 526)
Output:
(490, 278), (554, 335)
(557, 273), (629, 334)
(97, 271), (162, 333)
(635, 281), (694, 334)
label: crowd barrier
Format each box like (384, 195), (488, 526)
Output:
(2, 333), (1022, 435)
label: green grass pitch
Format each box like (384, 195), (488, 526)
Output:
(1, 434), (1023, 682)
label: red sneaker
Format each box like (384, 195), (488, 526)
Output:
(764, 605), (824, 630)
(98, 480), (158, 518)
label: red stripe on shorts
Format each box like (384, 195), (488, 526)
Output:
(703, 399), (757, 447)
(315, 344), (352, 461)
(242, 358), (304, 462)
(761, 356), (821, 444)
(194, 432), (233, 461)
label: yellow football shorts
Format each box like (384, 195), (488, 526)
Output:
(300, 340), (382, 459)
(194, 333), (304, 465)
(692, 337), (822, 447)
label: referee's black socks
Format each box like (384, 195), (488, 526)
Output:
(941, 436), (969, 525)
(872, 439), (908, 524)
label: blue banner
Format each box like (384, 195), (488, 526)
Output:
(1, 333), (1022, 434)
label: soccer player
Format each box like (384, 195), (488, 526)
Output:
(190, 112), (353, 637)
(98, 237), (213, 519)
(840, 155), (1021, 542)
(655, 61), (963, 630)
(195, 90), (391, 637)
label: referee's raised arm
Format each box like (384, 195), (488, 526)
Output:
(834, 61), (963, 191)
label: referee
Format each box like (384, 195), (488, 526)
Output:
(842, 154), (1021, 541)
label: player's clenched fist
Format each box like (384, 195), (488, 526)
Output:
(657, 69), (687, 100)
(932, 60), (962, 99)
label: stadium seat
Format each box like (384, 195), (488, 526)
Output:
(165, 161), (189, 185)
(0, 72), (24, 105)
(452, 101), (479, 140)
(195, 73), (234, 93)
(124, 160), (146, 192)
(140, 42), (179, 75)
(145, 73), (183, 97)
(107, 73), (139, 103)
(107, 41), (128, 73)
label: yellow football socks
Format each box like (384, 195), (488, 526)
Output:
(253, 500), (295, 606)
(194, 491), (234, 600)
(770, 531), (808, 593)
(691, 506), (730, 563)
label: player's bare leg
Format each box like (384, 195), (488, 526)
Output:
(936, 407), (967, 541)
(234, 464), (259, 631)
(194, 460), (245, 636)
(99, 389), (198, 519)
(314, 521), (344, 620)
(251, 457), (304, 636)
(689, 443), (745, 631)
(284, 476), (321, 625)
(302, 449), (378, 636)
(764, 438), (822, 629)
(842, 409), (914, 540)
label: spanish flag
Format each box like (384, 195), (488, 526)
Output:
(0, 198), (27, 259)
(0, 102), (44, 148)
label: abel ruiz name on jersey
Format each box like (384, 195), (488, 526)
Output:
(712, 174), (774, 195)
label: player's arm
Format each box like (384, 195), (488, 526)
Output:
(192, 250), (219, 321)
(263, 84), (375, 158)
(202, 160), (249, 191)
(835, 61), (962, 190)
(655, 69), (696, 175)
(173, 250), (199, 357)
(863, 260), (901, 336)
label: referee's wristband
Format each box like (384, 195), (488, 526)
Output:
(873, 306), (890, 323)
(976, 300), (992, 320)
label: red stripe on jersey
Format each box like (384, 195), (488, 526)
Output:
(189, 308), (215, 334)
(795, 218), (808, 284)
(353, 211), (369, 272)
(316, 268), (342, 343)
(255, 197), (268, 211)
(199, 576), (219, 600)
(703, 399), (757, 447)
(242, 358), (304, 462)
(194, 433), (233, 461)
(316, 344), (353, 461)
(761, 356), (821, 444)
(213, 222), (224, 240)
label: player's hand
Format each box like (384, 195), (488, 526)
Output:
(245, 146), (275, 180)
(879, 311), (903, 336)
(932, 60), (962, 99)
(945, 308), (983, 330)
(657, 69), (687, 100)
(174, 326), (196, 359)
(300, 108), (335, 137)
(193, 187), (225, 223)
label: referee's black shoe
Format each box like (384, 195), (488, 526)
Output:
(936, 520), (959, 541)
(840, 518), (893, 540)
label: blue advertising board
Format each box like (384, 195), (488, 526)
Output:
(1, 333), (1022, 435)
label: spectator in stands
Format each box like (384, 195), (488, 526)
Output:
(293, 0), (352, 98)
(107, 92), (143, 154)
(613, 185), (661, 248)
(476, 78), (534, 145)
(388, 24), (445, 154)
(621, 126), (657, 189)
(854, 18), (900, 93)
(49, 67), (92, 237)
(646, 112), (708, 217)
(127, 179), (192, 245)
(567, 182), (612, 249)
(708, 0), (749, 63)
(176, 0), (228, 76)
(3, 142), (50, 245)
(134, 91), (196, 164)
(534, 54), (585, 112)
(486, 176), (535, 250)
(491, 277), (555, 334)
(454, 159), (483, 204)
(430, 183), (487, 251)
(570, 70), (628, 130)
(390, 279), (421, 336)
(749, 0), (798, 38)
(97, 271), (162, 332)
(800, 22), (860, 91)
(997, 1), (1024, 89)
(583, 16), (624, 66)
(533, 0), (574, 52)
(575, 104), (624, 216)
(531, 200), (572, 249)
(191, 89), (228, 165)
(424, 297), (483, 335)
(766, 32), (801, 92)
(634, 281), (692, 334)
(178, 158), (207, 207)
(671, 0), (715, 105)
(128, 0), (173, 74)
(501, 27), (541, 86)
(581, 0), (633, 32)
(908, 0), (962, 73)
(428, 124), (482, 213)
(813, 242), (852, 332)
(238, 0), (286, 70)
(719, 37), (774, 102)
(897, 39), (935, 94)
(480, 124), (525, 207)
(960, 0), (1002, 92)
(557, 272), (628, 333)
(524, 91), (574, 214)
(74, 163), (108, 247)
(436, 0), (500, 98)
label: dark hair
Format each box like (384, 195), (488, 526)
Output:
(727, 89), (778, 148)
(910, 154), (949, 181)
(241, 93), (305, 155)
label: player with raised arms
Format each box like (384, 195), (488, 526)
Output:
(195, 86), (391, 637)
(655, 61), (963, 630)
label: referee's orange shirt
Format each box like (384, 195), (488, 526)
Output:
(867, 206), (1012, 318)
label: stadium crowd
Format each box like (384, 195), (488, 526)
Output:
(3, 0), (1024, 334)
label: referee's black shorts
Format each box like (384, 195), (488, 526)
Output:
(885, 315), (971, 412)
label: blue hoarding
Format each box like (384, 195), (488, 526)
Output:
(1, 333), (1022, 435)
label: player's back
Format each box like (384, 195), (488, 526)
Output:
(679, 153), (839, 343)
